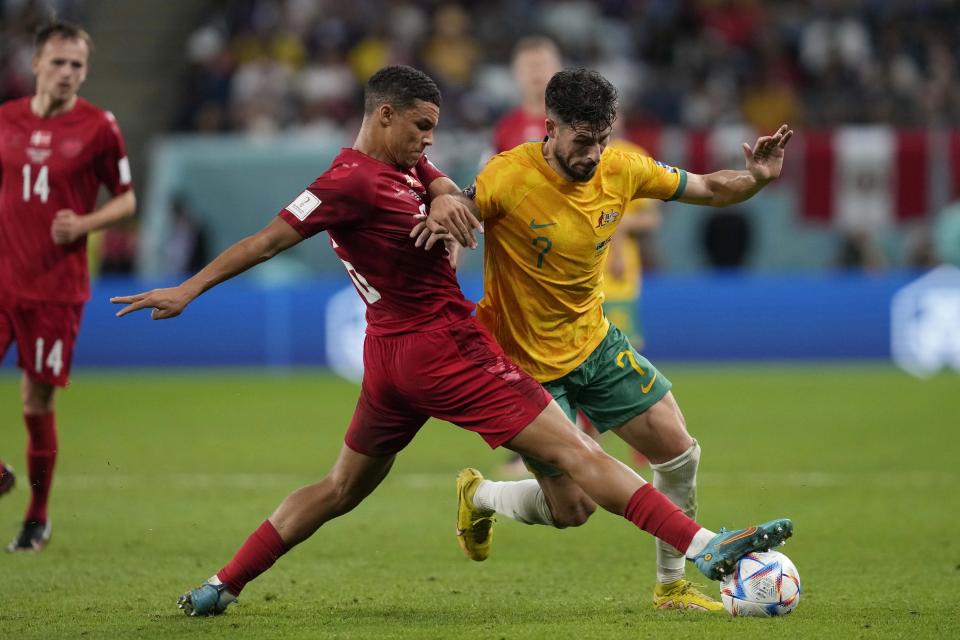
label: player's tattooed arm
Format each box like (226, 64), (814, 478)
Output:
(112, 217), (302, 320)
(678, 124), (793, 208)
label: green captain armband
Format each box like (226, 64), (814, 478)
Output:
(665, 169), (687, 202)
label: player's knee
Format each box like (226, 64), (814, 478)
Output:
(21, 380), (55, 414)
(550, 498), (597, 528)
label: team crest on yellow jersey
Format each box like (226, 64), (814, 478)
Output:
(596, 209), (621, 228)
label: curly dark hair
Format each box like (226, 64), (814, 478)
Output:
(364, 65), (442, 114)
(545, 68), (618, 132)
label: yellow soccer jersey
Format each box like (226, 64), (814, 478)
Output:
(474, 141), (685, 381)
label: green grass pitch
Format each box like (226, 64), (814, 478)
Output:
(1, 364), (958, 639)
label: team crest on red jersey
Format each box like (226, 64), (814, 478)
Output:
(59, 137), (84, 158)
(595, 209), (621, 228)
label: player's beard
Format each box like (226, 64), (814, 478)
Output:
(556, 152), (597, 182)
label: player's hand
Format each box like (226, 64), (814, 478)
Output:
(426, 194), (482, 248)
(409, 220), (464, 268)
(743, 124), (793, 182)
(410, 219), (456, 251)
(51, 209), (87, 245)
(111, 286), (192, 320)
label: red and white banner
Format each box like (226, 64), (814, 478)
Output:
(627, 125), (960, 227)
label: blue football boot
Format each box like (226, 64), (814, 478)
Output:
(177, 578), (237, 616)
(693, 518), (793, 580)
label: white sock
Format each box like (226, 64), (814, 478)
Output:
(685, 528), (716, 560)
(651, 440), (701, 582)
(472, 479), (554, 526)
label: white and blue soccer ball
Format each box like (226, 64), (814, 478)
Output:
(720, 551), (801, 617)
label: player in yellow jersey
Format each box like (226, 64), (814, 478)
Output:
(417, 68), (792, 611)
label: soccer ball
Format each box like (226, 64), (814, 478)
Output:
(720, 551), (801, 617)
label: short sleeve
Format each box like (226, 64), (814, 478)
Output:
(622, 152), (687, 202)
(93, 111), (133, 196)
(278, 168), (368, 238)
(415, 153), (446, 187)
(472, 155), (509, 221)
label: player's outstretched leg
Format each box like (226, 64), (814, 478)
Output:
(456, 468), (495, 561)
(690, 518), (793, 580)
(0, 462), (14, 498)
(506, 403), (793, 585)
(178, 446), (395, 616)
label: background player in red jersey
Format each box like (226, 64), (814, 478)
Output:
(112, 65), (791, 617)
(0, 22), (136, 551)
(492, 36), (563, 154)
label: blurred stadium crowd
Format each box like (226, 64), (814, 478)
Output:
(122, 0), (960, 133)
(2, 0), (960, 274)
(6, 0), (958, 133)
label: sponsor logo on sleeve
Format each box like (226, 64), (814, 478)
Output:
(285, 190), (322, 221)
(654, 160), (678, 174)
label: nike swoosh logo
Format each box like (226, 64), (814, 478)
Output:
(641, 371), (658, 394)
(718, 526), (757, 545)
(529, 219), (557, 229)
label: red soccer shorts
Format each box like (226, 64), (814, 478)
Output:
(344, 316), (551, 457)
(0, 299), (84, 387)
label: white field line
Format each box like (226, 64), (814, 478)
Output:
(45, 470), (958, 491)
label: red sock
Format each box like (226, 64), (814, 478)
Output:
(24, 412), (57, 524)
(217, 520), (288, 596)
(623, 484), (701, 554)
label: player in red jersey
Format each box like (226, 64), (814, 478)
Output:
(492, 36), (562, 154)
(112, 65), (791, 616)
(0, 22), (136, 551)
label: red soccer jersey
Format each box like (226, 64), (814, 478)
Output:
(493, 107), (546, 154)
(278, 148), (475, 336)
(0, 97), (132, 303)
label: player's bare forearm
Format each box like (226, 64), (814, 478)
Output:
(677, 124), (792, 208)
(52, 191), (137, 245)
(112, 217), (301, 319)
(680, 170), (768, 208)
(83, 190), (137, 233)
(181, 218), (301, 298)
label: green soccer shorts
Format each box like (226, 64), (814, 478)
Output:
(523, 322), (671, 477)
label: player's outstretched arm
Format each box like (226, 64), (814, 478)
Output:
(111, 217), (303, 320)
(678, 124), (793, 208)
